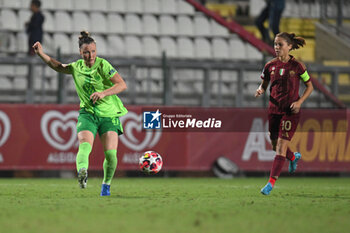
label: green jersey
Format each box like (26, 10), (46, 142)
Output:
(68, 57), (128, 117)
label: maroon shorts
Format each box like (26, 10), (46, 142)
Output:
(268, 112), (300, 141)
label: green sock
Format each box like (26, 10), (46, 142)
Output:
(76, 142), (92, 172)
(103, 149), (117, 185)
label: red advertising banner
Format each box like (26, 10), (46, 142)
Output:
(0, 104), (349, 172)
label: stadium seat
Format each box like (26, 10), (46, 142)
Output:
(212, 38), (229, 59)
(55, 0), (73, 10)
(90, 12), (107, 33)
(125, 36), (142, 57)
(149, 68), (162, 80)
(43, 33), (55, 55)
(40, 0), (55, 10)
(73, 0), (91, 11)
(194, 15), (211, 36)
(160, 0), (177, 14)
(221, 70), (238, 81)
(43, 66), (58, 91)
(13, 66), (27, 91)
(6, 33), (17, 52)
(2, 0), (21, 8)
(107, 14), (125, 34)
(283, 0), (294, 17)
(205, 3), (237, 19)
(107, 35), (125, 56)
(66, 78), (77, 93)
(1, 10), (18, 31)
(249, 0), (265, 17)
(194, 38), (211, 59)
(0, 64), (15, 76)
(210, 71), (234, 95)
(229, 38), (247, 60)
(43, 11), (54, 32)
(125, 14), (142, 35)
(246, 82), (259, 94)
(21, 0), (31, 8)
(53, 33), (72, 55)
(246, 44), (263, 60)
(14, 64), (28, 77)
(0, 77), (13, 90)
(142, 36), (160, 58)
(32, 66), (44, 91)
(178, 0), (195, 15)
(310, 1), (320, 18)
(142, 15), (159, 35)
(70, 34), (79, 52)
(211, 19), (229, 37)
(18, 10), (31, 31)
(221, 70), (238, 93)
(177, 15), (194, 36)
(90, 0), (108, 11)
(72, 12), (90, 32)
(126, 0), (143, 13)
(159, 37), (177, 58)
(177, 37), (194, 58)
(94, 35), (108, 56)
(109, 0), (126, 12)
(159, 15), (176, 35)
(16, 32), (27, 53)
(245, 71), (261, 82)
(55, 11), (72, 32)
(144, 0), (160, 14)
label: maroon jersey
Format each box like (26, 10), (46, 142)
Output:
(261, 55), (310, 114)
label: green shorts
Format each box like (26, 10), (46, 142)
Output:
(77, 109), (124, 137)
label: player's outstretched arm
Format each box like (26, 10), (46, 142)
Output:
(32, 42), (71, 74)
(255, 79), (269, 98)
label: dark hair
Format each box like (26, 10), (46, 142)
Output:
(276, 32), (306, 50)
(31, 0), (41, 8)
(78, 31), (95, 48)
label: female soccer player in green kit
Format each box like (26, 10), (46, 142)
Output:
(255, 32), (313, 195)
(33, 31), (128, 196)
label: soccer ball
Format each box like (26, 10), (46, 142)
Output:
(139, 151), (163, 174)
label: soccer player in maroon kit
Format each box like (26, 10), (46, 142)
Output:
(255, 32), (314, 195)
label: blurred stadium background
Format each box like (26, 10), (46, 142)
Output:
(0, 0), (349, 178)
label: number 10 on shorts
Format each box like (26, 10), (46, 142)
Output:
(282, 120), (292, 131)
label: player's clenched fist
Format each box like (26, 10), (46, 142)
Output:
(32, 41), (43, 54)
(255, 87), (265, 97)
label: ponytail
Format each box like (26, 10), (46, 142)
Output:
(276, 32), (306, 50)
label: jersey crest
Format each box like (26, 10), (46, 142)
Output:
(279, 68), (285, 76)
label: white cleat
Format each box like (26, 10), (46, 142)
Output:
(78, 168), (88, 189)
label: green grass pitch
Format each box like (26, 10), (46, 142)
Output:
(0, 177), (349, 233)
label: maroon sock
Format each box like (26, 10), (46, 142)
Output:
(286, 148), (295, 161)
(269, 155), (286, 186)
